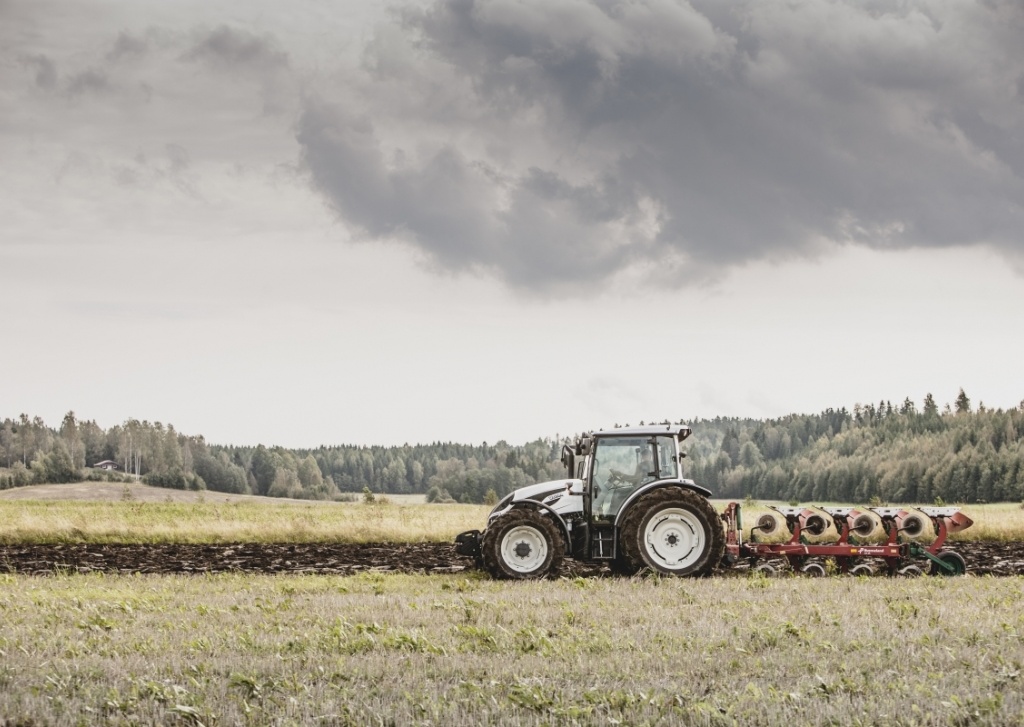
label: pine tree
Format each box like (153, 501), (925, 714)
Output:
(955, 388), (971, 415)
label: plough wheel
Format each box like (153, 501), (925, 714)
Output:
(800, 562), (826, 577)
(618, 487), (725, 577)
(929, 550), (966, 577)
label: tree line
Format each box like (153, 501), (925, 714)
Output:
(2, 389), (1023, 504)
(0, 412), (565, 502)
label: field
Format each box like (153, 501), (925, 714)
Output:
(2, 572), (1024, 726)
(2, 482), (1023, 544)
(2, 483), (1024, 725)
(0, 483), (480, 544)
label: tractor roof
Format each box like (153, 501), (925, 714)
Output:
(589, 424), (692, 440)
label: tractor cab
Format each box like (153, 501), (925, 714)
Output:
(590, 433), (681, 522)
(563, 425), (695, 560)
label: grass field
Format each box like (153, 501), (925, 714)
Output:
(0, 497), (486, 544)
(1, 571), (1023, 725)
(0, 482), (1020, 544)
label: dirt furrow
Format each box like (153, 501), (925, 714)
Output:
(1, 540), (1022, 577)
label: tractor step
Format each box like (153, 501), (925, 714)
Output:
(590, 527), (616, 560)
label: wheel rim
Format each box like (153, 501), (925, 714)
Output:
(642, 507), (705, 571)
(500, 525), (548, 574)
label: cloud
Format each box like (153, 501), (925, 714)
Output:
(66, 69), (111, 97)
(181, 25), (289, 71)
(18, 53), (57, 89)
(298, 0), (1024, 290)
(106, 31), (151, 61)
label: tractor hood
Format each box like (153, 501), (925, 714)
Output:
(511, 479), (582, 503)
(486, 478), (585, 522)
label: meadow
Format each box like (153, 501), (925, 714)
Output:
(0, 482), (1021, 544)
(1, 571), (1023, 726)
(0, 483), (487, 544)
(1, 485), (1022, 724)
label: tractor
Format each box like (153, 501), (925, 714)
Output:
(454, 424), (725, 579)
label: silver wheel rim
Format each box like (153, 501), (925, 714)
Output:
(500, 525), (548, 574)
(643, 507), (704, 571)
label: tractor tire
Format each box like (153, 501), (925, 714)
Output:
(618, 487), (725, 577)
(481, 508), (564, 580)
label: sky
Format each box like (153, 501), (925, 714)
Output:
(3, 0), (1024, 448)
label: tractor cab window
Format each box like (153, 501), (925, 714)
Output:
(656, 436), (678, 479)
(591, 436), (678, 521)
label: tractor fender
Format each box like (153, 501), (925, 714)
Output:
(492, 500), (572, 555)
(613, 480), (713, 528)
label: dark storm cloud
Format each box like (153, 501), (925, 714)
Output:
(297, 0), (1024, 289)
(297, 102), (647, 286)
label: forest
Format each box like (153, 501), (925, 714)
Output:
(2, 389), (1023, 505)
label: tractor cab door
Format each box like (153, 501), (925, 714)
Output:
(590, 435), (678, 524)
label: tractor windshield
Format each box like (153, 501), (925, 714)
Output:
(591, 435), (678, 521)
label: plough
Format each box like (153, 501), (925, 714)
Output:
(455, 424), (976, 579)
(722, 503), (973, 576)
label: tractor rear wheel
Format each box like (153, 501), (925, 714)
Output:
(618, 487), (725, 577)
(481, 508), (563, 580)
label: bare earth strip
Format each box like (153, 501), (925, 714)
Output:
(1, 540), (1022, 577)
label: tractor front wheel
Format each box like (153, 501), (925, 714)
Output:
(618, 487), (725, 577)
(481, 508), (563, 579)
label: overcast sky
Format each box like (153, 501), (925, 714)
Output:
(3, 0), (1024, 448)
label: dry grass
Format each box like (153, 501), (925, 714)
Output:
(0, 498), (487, 544)
(1, 571), (1022, 725)
(0, 481), (426, 505)
(0, 485), (1021, 544)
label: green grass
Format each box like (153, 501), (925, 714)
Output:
(1, 572), (1023, 725)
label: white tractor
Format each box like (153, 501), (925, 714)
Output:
(455, 424), (725, 579)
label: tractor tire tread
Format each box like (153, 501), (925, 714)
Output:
(480, 507), (564, 580)
(618, 486), (725, 577)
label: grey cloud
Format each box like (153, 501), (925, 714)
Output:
(181, 25), (289, 71)
(298, 100), (658, 288)
(66, 69), (110, 96)
(106, 31), (150, 61)
(19, 54), (57, 89)
(301, 0), (1024, 289)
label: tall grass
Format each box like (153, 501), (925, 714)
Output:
(1, 498), (1022, 544)
(1, 572), (1022, 725)
(0, 499), (488, 544)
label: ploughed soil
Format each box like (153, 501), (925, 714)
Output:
(1, 540), (1022, 577)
